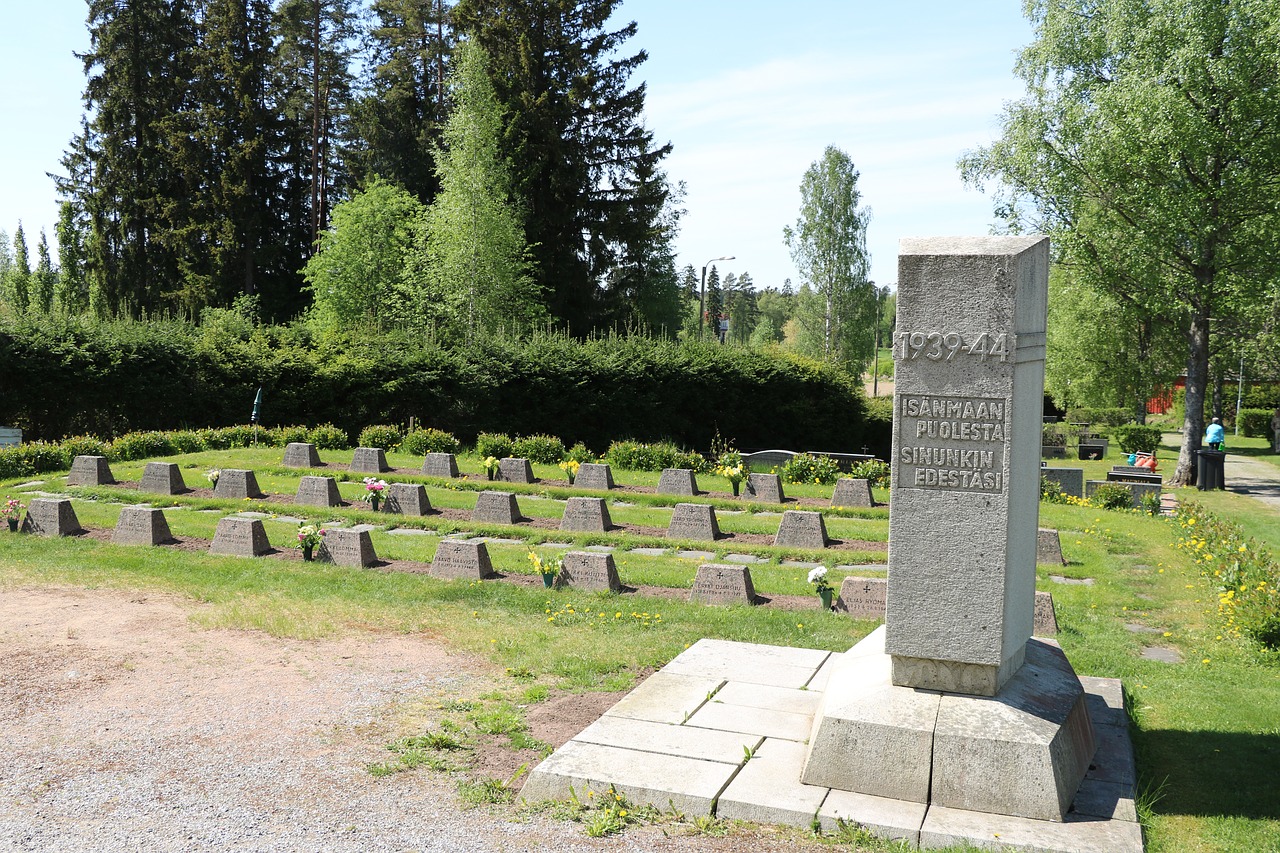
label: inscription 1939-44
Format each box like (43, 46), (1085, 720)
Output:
(897, 393), (1008, 494)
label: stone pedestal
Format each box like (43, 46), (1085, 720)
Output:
(213, 470), (263, 500)
(422, 453), (460, 478)
(744, 473), (784, 503)
(21, 498), (82, 536)
(498, 457), (535, 484)
(575, 463), (615, 490)
(210, 517), (271, 556)
(774, 510), (829, 548)
(139, 462), (187, 495)
(690, 563), (756, 605)
(351, 447), (389, 473)
(384, 482), (431, 515)
(282, 442), (321, 467)
(113, 506), (174, 545)
(561, 497), (611, 532)
(317, 528), (377, 567)
(473, 491), (521, 524)
(559, 551), (622, 592)
(831, 478), (873, 508)
(657, 468), (698, 496)
(67, 455), (115, 486)
(295, 476), (342, 507)
(667, 503), (719, 541)
(431, 539), (496, 579)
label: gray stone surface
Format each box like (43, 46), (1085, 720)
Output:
(718, 739), (829, 829)
(657, 468), (698, 496)
(139, 462), (188, 495)
(213, 469), (263, 500)
(209, 517), (270, 557)
(317, 527), (377, 568)
(350, 447), (389, 474)
(112, 506), (174, 546)
(21, 498), (82, 537)
(1042, 466), (1084, 498)
(689, 563), (755, 606)
(1037, 527), (1066, 565)
(574, 462), (615, 490)
(295, 475), (342, 508)
(920, 805), (1143, 853)
(743, 473), (784, 503)
(773, 510), (829, 548)
(430, 539), (496, 580)
(885, 236), (1049, 697)
(282, 442), (321, 467)
(1034, 590), (1059, 635)
(723, 553), (765, 564)
(560, 497), (611, 532)
(472, 491), (521, 525)
(667, 503), (720, 541)
(602, 671), (726, 725)
(421, 453), (460, 478)
(383, 482), (431, 515)
(497, 457), (535, 484)
(67, 455), (115, 486)
(558, 551), (622, 592)
(831, 478), (873, 508)
(835, 576), (887, 619)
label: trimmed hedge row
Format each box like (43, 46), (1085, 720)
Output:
(0, 316), (887, 457)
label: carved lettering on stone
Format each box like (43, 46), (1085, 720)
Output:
(498, 458), (535, 484)
(774, 510), (829, 549)
(21, 498), (82, 537)
(113, 506), (175, 546)
(295, 476), (342, 508)
(689, 563), (756, 605)
(139, 462), (188, 495)
(896, 395), (1008, 493)
(559, 551), (622, 592)
(317, 528), (376, 567)
(667, 503), (720, 541)
(831, 478), (873, 508)
(350, 447), (389, 474)
(213, 470), (264, 500)
(835, 576), (887, 619)
(657, 468), (697, 496)
(574, 463), (615, 490)
(384, 482), (431, 515)
(282, 442), (321, 468)
(431, 539), (496, 580)
(473, 491), (521, 525)
(561, 497), (611, 532)
(209, 517), (271, 557)
(67, 455), (115, 486)
(744, 473), (784, 503)
(422, 453), (460, 478)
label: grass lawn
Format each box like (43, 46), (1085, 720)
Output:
(2, 447), (1279, 852)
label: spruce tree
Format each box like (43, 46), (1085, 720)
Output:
(55, 202), (88, 314)
(10, 224), (30, 314)
(33, 231), (56, 315)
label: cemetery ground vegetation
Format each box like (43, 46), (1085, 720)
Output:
(2, 431), (1280, 850)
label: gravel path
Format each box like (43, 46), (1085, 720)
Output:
(0, 587), (825, 853)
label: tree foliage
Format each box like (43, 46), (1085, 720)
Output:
(962, 0), (1280, 483)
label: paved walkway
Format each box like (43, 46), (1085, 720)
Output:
(1222, 453), (1280, 512)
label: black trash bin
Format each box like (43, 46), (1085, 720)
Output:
(1197, 449), (1226, 491)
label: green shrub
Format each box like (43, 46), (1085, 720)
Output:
(309, 423), (350, 450)
(512, 433), (565, 464)
(849, 459), (891, 489)
(566, 442), (594, 463)
(1090, 482), (1135, 510)
(475, 432), (513, 459)
(1042, 423), (1069, 447)
(779, 453), (841, 485)
(402, 427), (461, 455)
(1041, 476), (1068, 504)
(0, 441), (68, 478)
(111, 431), (178, 461)
(271, 425), (311, 446)
(604, 439), (706, 472)
(167, 430), (208, 454)
(1111, 424), (1163, 454)
(60, 434), (111, 462)
(1237, 409), (1274, 439)
(1065, 407), (1131, 428)
(358, 424), (403, 451)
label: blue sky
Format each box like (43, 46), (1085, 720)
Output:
(0, 1), (1034, 292)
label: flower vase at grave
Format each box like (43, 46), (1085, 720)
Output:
(732, 482), (740, 497)
(303, 545), (315, 562)
(370, 494), (381, 512)
(542, 572), (556, 589)
(7, 518), (17, 532)
(819, 588), (833, 610)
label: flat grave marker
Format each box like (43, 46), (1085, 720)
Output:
(561, 497), (611, 532)
(139, 462), (188, 495)
(209, 517), (271, 557)
(667, 503), (720, 541)
(689, 563), (756, 605)
(113, 506), (175, 546)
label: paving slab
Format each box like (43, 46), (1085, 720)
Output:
(660, 639), (830, 689)
(574, 715), (762, 764)
(782, 560), (824, 569)
(819, 788), (927, 844)
(519, 740), (738, 816)
(627, 547), (668, 556)
(723, 553), (766, 564)
(1069, 777), (1137, 823)
(920, 804), (1143, 853)
(585, 545), (616, 553)
(717, 739), (829, 828)
(386, 528), (433, 536)
(685, 699), (814, 742)
(677, 550), (716, 560)
(603, 672), (726, 725)
(711, 681), (822, 717)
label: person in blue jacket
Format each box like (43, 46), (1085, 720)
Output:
(1205, 417), (1225, 450)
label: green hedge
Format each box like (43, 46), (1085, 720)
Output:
(1238, 408), (1274, 439)
(1111, 424), (1162, 454)
(1064, 407), (1132, 428)
(0, 316), (884, 456)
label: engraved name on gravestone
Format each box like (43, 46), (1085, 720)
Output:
(473, 491), (521, 525)
(318, 528), (376, 567)
(21, 498), (82, 536)
(831, 478), (873, 508)
(574, 463), (615, 490)
(657, 468), (697, 496)
(667, 503), (719, 541)
(498, 457), (535, 484)
(282, 442), (321, 468)
(350, 447), (388, 473)
(689, 563), (756, 606)
(422, 453), (460, 478)
(885, 236), (1048, 697)
(561, 497), (611, 532)
(139, 462), (188, 495)
(209, 517), (271, 556)
(213, 470), (263, 500)
(431, 539), (496, 580)
(295, 476), (342, 507)
(559, 551), (622, 593)
(67, 455), (115, 486)
(744, 473), (784, 503)
(113, 506), (175, 546)
(384, 482), (431, 515)
(774, 510), (828, 549)
(836, 576), (886, 619)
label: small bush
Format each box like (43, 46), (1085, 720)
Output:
(271, 425), (311, 446)
(565, 442), (594, 463)
(1041, 476), (1068, 504)
(358, 424), (403, 451)
(849, 459), (891, 489)
(779, 453), (841, 485)
(512, 433), (565, 465)
(1238, 408), (1274, 439)
(604, 439), (707, 472)
(475, 432), (514, 459)
(1112, 424), (1163, 454)
(214, 425), (258, 448)
(402, 427), (461, 455)
(167, 430), (208, 454)
(1091, 482), (1135, 510)
(60, 434), (111, 462)
(112, 431), (177, 461)
(309, 423), (350, 450)
(1066, 407), (1131, 427)
(0, 441), (68, 478)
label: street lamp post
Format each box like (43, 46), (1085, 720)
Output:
(699, 255), (735, 340)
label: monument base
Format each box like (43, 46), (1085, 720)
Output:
(804, 627), (1095, 822)
(520, 638), (1142, 853)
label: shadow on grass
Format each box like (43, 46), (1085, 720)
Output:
(1136, 727), (1280, 820)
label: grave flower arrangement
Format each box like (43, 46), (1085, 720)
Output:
(3, 496), (24, 531)
(297, 523), (326, 560)
(528, 550), (564, 588)
(482, 456), (501, 481)
(809, 566), (835, 609)
(715, 450), (747, 496)
(362, 477), (388, 511)
(559, 459), (580, 484)
(206, 468), (221, 486)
